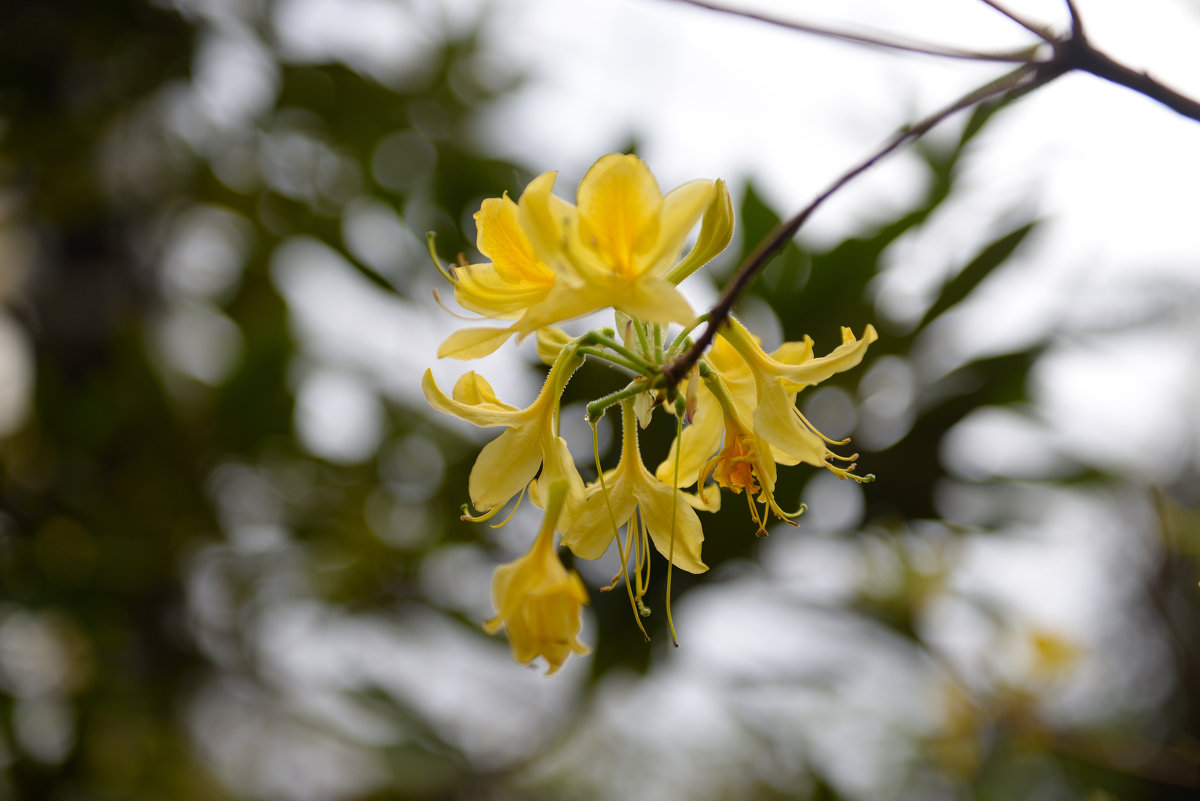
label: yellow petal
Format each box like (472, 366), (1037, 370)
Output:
(437, 326), (514, 360)
(470, 423), (547, 511)
(655, 383), (723, 488)
(633, 464), (708, 574)
(475, 195), (553, 286)
(422, 369), (521, 427)
(575, 154), (662, 277)
(452, 262), (550, 319)
(751, 381), (828, 467)
(451, 371), (515, 410)
(535, 326), (572, 366)
(517, 170), (577, 269)
(484, 479), (590, 673)
(563, 470), (634, 562)
(510, 283), (611, 337)
(771, 324), (877, 389)
(611, 279), (695, 326)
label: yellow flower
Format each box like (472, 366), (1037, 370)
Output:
(437, 154), (733, 359)
(697, 372), (797, 535)
(421, 348), (583, 514)
(721, 316), (878, 479)
(655, 327), (816, 486)
(564, 399), (708, 574)
(654, 333), (757, 489)
(485, 479), (590, 674)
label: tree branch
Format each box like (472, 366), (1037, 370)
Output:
(976, 0), (1055, 42)
(666, 0), (1040, 63)
(661, 61), (1064, 388)
(1064, 36), (1200, 123)
(655, 0), (1200, 391)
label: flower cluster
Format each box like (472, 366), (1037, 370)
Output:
(424, 154), (877, 673)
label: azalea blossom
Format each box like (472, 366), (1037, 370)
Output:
(698, 371), (799, 535)
(436, 154), (733, 359)
(447, 194), (555, 319)
(484, 479), (590, 674)
(423, 152), (881, 667)
(564, 399), (707, 575)
(721, 316), (878, 479)
(421, 347), (583, 515)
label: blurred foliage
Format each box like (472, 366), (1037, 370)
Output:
(1, 1), (1199, 801)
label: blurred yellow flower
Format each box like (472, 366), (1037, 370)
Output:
(484, 479), (590, 674)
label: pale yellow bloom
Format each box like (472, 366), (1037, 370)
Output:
(421, 349), (583, 514)
(564, 399), (707, 574)
(438, 154), (733, 359)
(485, 480), (590, 674)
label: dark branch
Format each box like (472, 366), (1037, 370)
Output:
(976, 0), (1055, 42)
(661, 62), (1063, 387)
(660, 0), (1200, 389)
(1062, 0), (1085, 38)
(666, 0), (1039, 63)
(1063, 35), (1200, 123)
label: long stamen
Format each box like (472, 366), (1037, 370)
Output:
(666, 401), (684, 646)
(595, 405), (650, 640)
(460, 484), (526, 525)
(793, 407), (852, 446)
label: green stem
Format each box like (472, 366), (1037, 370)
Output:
(667, 314), (709, 358)
(583, 330), (658, 374)
(586, 380), (651, 422)
(577, 346), (653, 377)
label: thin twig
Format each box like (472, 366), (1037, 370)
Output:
(1062, 0), (1085, 38)
(661, 61), (1063, 387)
(976, 0), (1055, 42)
(666, 0), (1039, 63)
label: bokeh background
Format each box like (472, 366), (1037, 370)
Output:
(2, 0), (1200, 799)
